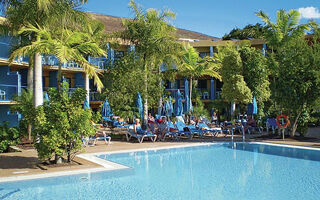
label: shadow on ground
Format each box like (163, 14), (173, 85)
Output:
(0, 155), (39, 170)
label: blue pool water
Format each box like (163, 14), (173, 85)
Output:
(1, 142), (320, 200)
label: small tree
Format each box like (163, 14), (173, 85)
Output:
(103, 54), (160, 121)
(223, 23), (266, 40)
(11, 89), (35, 140)
(217, 43), (252, 118)
(238, 45), (270, 115)
(33, 83), (96, 163)
(273, 36), (320, 137)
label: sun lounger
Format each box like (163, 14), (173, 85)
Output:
(187, 124), (204, 138)
(126, 126), (157, 143)
(82, 135), (111, 146)
(175, 121), (194, 139)
(161, 121), (179, 141)
(198, 122), (222, 137)
(266, 118), (278, 134)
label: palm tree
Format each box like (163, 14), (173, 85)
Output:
(120, 0), (180, 125)
(11, 89), (34, 140)
(9, 24), (106, 92)
(2, 0), (90, 107)
(178, 43), (221, 113)
(256, 9), (310, 50)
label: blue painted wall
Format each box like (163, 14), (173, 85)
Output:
(0, 66), (21, 127)
(0, 66), (20, 100)
(0, 66), (19, 85)
(0, 105), (19, 127)
(49, 71), (57, 87)
(74, 73), (84, 88)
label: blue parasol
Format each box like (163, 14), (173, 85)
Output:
(44, 92), (49, 102)
(247, 96), (258, 115)
(184, 79), (190, 113)
(136, 92), (143, 120)
(101, 98), (112, 118)
(174, 89), (183, 116)
(84, 98), (90, 110)
(168, 96), (173, 117)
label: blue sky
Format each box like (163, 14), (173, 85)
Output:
(81, 0), (320, 38)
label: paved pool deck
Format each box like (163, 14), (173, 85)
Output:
(1, 134), (320, 180)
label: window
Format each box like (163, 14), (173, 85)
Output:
(114, 51), (125, 60)
(216, 79), (223, 91)
(199, 52), (210, 58)
(198, 80), (207, 89)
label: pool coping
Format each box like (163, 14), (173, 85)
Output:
(0, 142), (211, 183)
(1, 141), (320, 183)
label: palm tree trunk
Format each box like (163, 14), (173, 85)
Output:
(189, 78), (192, 114)
(27, 67), (33, 91)
(27, 65), (33, 141)
(143, 63), (148, 126)
(85, 74), (90, 103)
(33, 53), (43, 107)
(28, 56), (34, 91)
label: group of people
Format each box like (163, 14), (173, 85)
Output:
(134, 113), (218, 140)
(105, 110), (259, 142)
(132, 113), (181, 140)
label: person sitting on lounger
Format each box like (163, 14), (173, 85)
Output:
(133, 119), (146, 135)
(158, 116), (169, 140)
(211, 112), (218, 125)
(148, 113), (155, 123)
(244, 116), (257, 133)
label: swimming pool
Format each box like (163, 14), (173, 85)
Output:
(1, 142), (320, 200)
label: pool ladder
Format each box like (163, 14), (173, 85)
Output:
(231, 126), (245, 142)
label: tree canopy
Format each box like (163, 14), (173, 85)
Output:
(217, 43), (252, 105)
(223, 23), (266, 40)
(119, 0), (181, 124)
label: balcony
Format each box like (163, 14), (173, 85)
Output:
(0, 41), (108, 70)
(0, 84), (25, 102)
(194, 88), (210, 100)
(164, 88), (221, 100)
(88, 57), (108, 70)
(42, 55), (108, 70)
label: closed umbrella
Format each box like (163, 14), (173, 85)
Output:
(162, 101), (168, 116)
(184, 79), (190, 114)
(184, 95), (190, 114)
(252, 96), (257, 115)
(247, 96), (258, 115)
(168, 96), (173, 117)
(101, 98), (112, 118)
(174, 89), (183, 116)
(44, 92), (49, 102)
(136, 92), (143, 120)
(84, 98), (90, 110)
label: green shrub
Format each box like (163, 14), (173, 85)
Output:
(192, 93), (209, 119)
(33, 83), (97, 162)
(0, 122), (20, 153)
